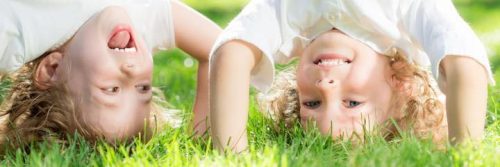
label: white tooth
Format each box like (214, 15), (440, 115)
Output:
(318, 59), (348, 66)
(125, 47), (137, 52)
(114, 48), (119, 51)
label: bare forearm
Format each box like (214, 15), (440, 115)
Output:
(170, 1), (221, 136)
(442, 56), (488, 144)
(192, 61), (209, 136)
(210, 41), (261, 152)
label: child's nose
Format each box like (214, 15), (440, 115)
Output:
(121, 62), (139, 76)
(316, 78), (336, 91)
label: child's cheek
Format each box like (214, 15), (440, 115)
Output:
(299, 109), (316, 126)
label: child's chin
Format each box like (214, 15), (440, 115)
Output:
(101, 129), (142, 144)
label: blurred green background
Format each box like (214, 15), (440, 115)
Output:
(1, 0), (498, 166)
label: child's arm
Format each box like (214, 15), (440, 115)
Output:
(402, 0), (494, 144)
(171, 1), (222, 136)
(440, 56), (488, 144)
(208, 0), (282, 152)
(211, 41), (262, 152)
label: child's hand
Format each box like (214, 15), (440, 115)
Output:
(440, 56), (488, 144)
(210, 40), (262, 152)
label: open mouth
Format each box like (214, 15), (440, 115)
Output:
(313, 54), (352, 66)
(108, 26), (137, 53)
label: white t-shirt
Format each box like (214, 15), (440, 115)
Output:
(210, 0), (495, 92)
(0, 0), (175, 73)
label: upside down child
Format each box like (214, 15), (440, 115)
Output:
(209, 0), (494, 152)
(0, 0), (219, 150)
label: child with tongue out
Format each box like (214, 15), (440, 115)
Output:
(209, 0), (494, 152)
(0, 0), (219, 150)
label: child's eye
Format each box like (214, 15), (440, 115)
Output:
(103, 87), (120, 94)
(302, 101), (321, 109)
(343, 100), (362, 109)
(136, 84), (151, 93)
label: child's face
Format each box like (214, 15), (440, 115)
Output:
(57, 7), (153, 141)
(296, 29), (398, 138)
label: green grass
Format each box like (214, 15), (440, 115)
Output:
(1, 0), (499, 166)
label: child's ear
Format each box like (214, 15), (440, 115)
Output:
(34, 51), (63, 90)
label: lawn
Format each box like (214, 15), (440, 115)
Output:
(1, 0), (499, 166)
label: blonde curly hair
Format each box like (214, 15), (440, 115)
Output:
(257, 51), (447, 143)
(0, 55), (181, 152)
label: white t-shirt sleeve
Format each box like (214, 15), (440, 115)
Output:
(0, 0), (91, 73)
(0, 3), (22, 74)
(210, 0), (282, 92)
(402, 0), (494, 84)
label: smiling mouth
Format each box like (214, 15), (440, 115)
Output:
(108, 26), (137, 53)
(313, 54), (352, 66)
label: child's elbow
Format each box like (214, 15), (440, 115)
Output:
(212, 40), (263, 71)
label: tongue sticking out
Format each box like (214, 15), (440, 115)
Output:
(108, 30), (131, 49)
